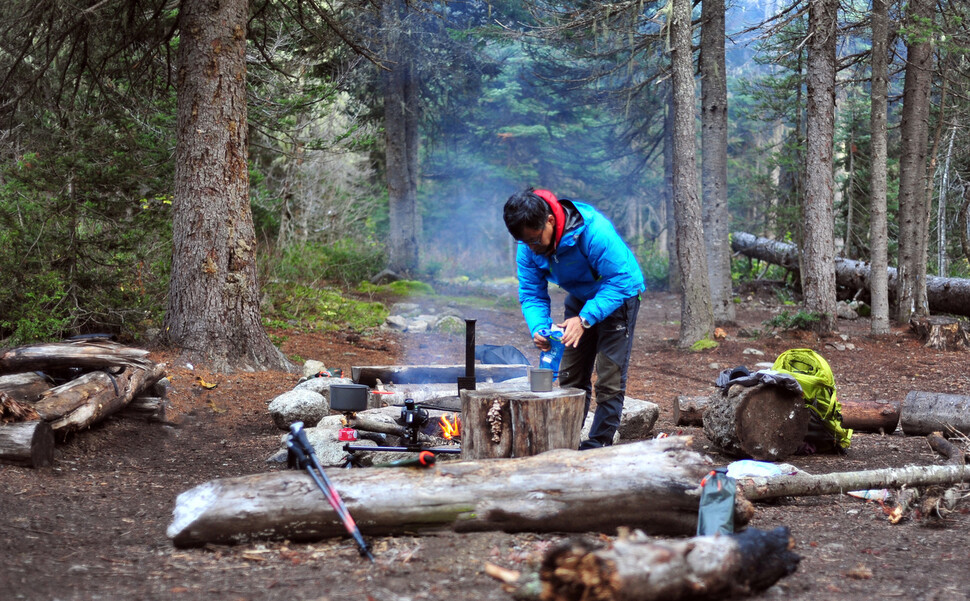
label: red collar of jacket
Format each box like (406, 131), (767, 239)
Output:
(532, 189), (565, 248)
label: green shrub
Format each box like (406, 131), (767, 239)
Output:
(763, 310), (823, 331)
(262, 283), (388, 332)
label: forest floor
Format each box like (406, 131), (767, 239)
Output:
(2, 281), (970, 601)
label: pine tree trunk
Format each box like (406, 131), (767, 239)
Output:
(801, 0), (839, 334)
(671, 0), (713, 347)
(700, 0), (735, 325)
(869, 0), (891, 334)
(663, 82), (680, 293)
(895, 0), (934, 322)
(165, 0), (291, 373)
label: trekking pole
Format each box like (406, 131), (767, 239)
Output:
(287, 422), (374, 562)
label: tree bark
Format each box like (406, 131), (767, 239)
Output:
(0, 372), (51, 402)
(663, 80), (680, 293)
(673, 394), (709, 427)
(895, 0), (935, 323)
(33, 362), (166, 433)
(909, 316), (969, 350)
(739, 464), (970, 501)
(703, 382), (809, 460)
(840, 399), (900, 433)
(460, 388), (585, 459)
(869, 0), (891, 333)
(801, 0), (839, 334)
(670, 0), (713, 347)
(900, 391), (970, 437)
(730, 232), (970, 319)
(164, 0), (291, 373)
(0, 420), (54, 467)
(0, 341), (152, 375)
(539, 527), (800, 601)
(351, 364), (527, 387)
(167, 437), (755, 547)
(927, 432), (965, 466)
(700, 0), (735, 325)
(382, 0), (421, 275)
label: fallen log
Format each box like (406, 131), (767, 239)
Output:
(0, 341), (153, 376)
(703, 382), (809, 460)
(738, 464), (970, 501)
(900, 391), (970, 436)
(680, 396), (898, 433)
(460, 387), (585, 459)
(0, 420), (55, 467)
(0, 372), (52, 402)
(538, 527), (799, 601)
(33, 362), (166, 433)
(927, 432), (966, 465)
(167, 436), (755, 547)
(731, 231), (970, 318)
(347, 414), (435, 444)
(118, 396), (168, 422)
(352, 364), (528, 387)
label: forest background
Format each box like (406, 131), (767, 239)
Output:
(1, 0), (968, 369)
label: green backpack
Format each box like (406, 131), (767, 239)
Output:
(772, 348), (853, 451)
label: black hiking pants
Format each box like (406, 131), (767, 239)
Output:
(559, 294), (640, 449)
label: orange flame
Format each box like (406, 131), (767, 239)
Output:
(439, 413), (460, 440)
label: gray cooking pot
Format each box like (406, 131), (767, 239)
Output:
(329, 383), (370, 412)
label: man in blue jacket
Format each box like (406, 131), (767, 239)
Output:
(503, 187), (644, 449)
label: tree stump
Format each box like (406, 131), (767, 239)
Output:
(900, 391), (970, 436)
(0, 420), (55, 467)
(460, 387), (585, 459)
(909, 316), (970, 350)
(703, 382), (809, 460)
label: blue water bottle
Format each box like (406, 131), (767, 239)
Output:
(536, 327), (565, 380)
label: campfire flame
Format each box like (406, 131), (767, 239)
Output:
(439, 413), (460, 440)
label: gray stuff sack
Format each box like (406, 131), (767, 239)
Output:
(697, 469), (737, 536)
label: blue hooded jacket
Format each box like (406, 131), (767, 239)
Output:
(516, 198), (645, 336)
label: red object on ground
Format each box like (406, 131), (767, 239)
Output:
(338, 427), (359, 442)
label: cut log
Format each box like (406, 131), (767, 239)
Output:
(0, 420), (55, 467)
(538, 527), (800, 601)
(0, 341), (153, 376)
(460, 387), (585, 459)
(703, 383), (809, 460)
(681, 397), (898, 434)
(347, 414), (434, 444)
(0, 372), (52, 403)
(731, 231), (970, 318)
(167, 436), (755, 547)
(738, 464), (970, 501)
(118, 396), (168, 422)
(840, 399), (900, 433)
(909, 316), (970, 350)
(33, 362), (166, 433)
(673, 395), (709, 427)
(352, 364), (528, 387)
(900, 391), (970, 437)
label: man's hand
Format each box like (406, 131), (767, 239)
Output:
(533, 331), (551, 351)
(559, 316), (585, 348)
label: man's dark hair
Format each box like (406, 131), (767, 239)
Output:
(503, 188), (550, 239)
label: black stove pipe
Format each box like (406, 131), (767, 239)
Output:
(457, 318), (477, 395)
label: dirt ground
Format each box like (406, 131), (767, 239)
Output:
(3, 283), (970, 601)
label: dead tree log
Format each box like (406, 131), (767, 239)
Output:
(703, 383), (809, 460)
(738, 464), (970, 501)
(118, 396), (168, 422)
(900, 391), (970, 436)
(352, 364), (528, 387)
(539, 527), (800, 601)
(673, 395), (709, 427)
(167, 437), (755, 547)
(33, 362), (166, 433)
(0, 341), (153, 376)
(0, 420), (55, 467)
(0, 372), (51, 402)
(731, 231), (970, 318)
(460, 388), (585, 459)
(927, 432), (965, 466)
(909, 316), (970, 350)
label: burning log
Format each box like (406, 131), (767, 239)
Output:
(0, 372), (52, 403)
(900, 391), (970, 437)
(167, 436), (755, 547)
(33, 362), (167, 433)
(460, 387), (585, 459)
(679, 396), (899, 434)
(351, 364), (527, 387)
(538, 527), (799, 601)
(909, 316), (970, 350)
(0, 420), (55, 467)
(703, 382), (809, 460)
(0, 340), (153, 376)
